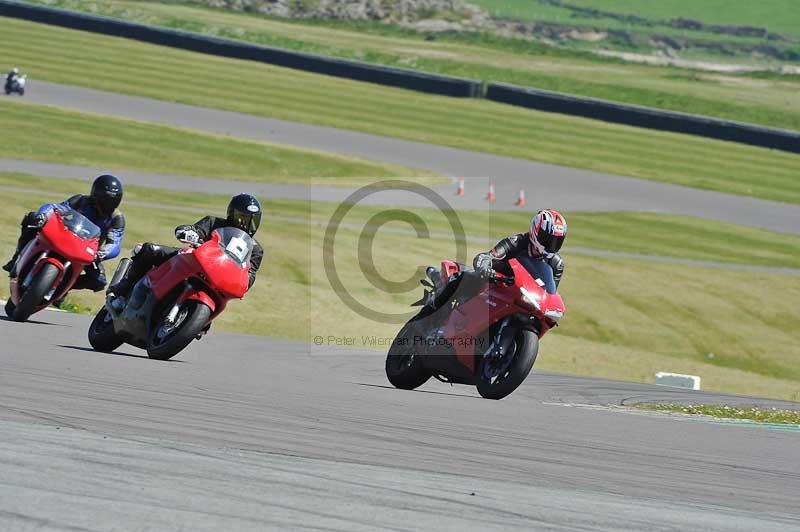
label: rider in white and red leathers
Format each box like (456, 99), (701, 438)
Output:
(473, 209), (566, 293)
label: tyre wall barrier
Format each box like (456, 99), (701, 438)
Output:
(486, 83), (800, 153)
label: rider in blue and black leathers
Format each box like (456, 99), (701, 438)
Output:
(3, 175), (126, 292)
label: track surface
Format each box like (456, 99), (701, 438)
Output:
(1, 310), (798, 531)
(13, 82), (800, 234)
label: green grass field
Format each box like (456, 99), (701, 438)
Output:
(560, 0), (800, 37)
(473, 0), (800, 34)
(0, 99), (430, 185)
(471, 0), (800, 62)
(2, 174), (798, 401)
(21, 0), (800, 132)
(3, 17), (800, 205)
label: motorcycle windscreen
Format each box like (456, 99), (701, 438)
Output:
(515, 255), (557, 294)
(215, 227), (254, 265)
(55, 206), (101, 239)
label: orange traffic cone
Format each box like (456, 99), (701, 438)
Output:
(515, 187), (526, 207)
(486, 181), (496, 202)
(455, 178), (465, 196)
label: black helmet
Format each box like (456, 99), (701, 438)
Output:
(227, 194), (262, 236)
(91, 174), (123, 216)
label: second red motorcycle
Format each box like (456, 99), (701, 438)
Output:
(87, 227), (254, 360)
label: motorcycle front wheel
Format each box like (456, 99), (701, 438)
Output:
(13, 263), (59, 322)
(476, 328), (538, 400)
(4, 298), (16, 318)
(147, 300), (211, 360)
(88, 307), (123, 353)
(385, 322), (431, 390)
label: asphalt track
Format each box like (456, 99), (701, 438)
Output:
(11, 81), (800, 234)
(1, 309), (799, 531)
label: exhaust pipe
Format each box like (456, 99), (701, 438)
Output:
(110, 258), (131, 288)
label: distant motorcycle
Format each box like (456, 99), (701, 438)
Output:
(385, 257), (566, 400)
(5, 205), (100, 322)
(5, 74), (26, 96)
(88, 227), (254, 360)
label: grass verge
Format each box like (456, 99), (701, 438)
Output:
(2, 17), (800, 203)
(20, 0), (800, 131)
(1, 174), (798, 401)
(0, 99), (431, 185)
(633, 403), (800, 424)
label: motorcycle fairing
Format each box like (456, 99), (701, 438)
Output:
(439, 259), (566, 371)
(114, 276), (160, 349)
(9, 211), (99, 306)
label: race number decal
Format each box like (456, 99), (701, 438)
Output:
(225, 236), (249, 262)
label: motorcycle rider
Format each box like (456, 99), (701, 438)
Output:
(3, 174), (125, 293)
(4, 67), (19, 92)
(109, 194), (264, 305)
(473, 209), (566, 292)
(425, 209), (566, 307)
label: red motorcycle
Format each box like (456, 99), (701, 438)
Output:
(385, 257), (566, 400)
(87, 227), (254, 360)
(5, 206), (100, 322)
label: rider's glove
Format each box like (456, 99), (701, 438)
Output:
(474, 254), (495, 280)
(27, 213), (47, 229)
(175, 228), (200, 246)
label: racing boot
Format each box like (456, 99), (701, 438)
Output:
(2, 251), (19, 277)
(426, 266), (443, 292)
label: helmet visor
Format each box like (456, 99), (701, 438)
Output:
(536, 231), (565, 253)
(96, 194), (122, 215)
(230, 209), (261, 236)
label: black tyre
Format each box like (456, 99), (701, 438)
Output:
(13, 263), (59, 322)
(4, 298), (16, 318)
(385, 322), (431, 390)
(88, 307), (123, 353)
(476, 329), (538, 400)
(147, 300), (211, 360)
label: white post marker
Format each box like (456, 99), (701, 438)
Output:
(654, 372), (701, 390)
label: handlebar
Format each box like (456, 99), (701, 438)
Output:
(178, 238), (201, 248)
(482, 271), (513, 285)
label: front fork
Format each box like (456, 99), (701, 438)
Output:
(486, 317), (515, 359)
(20, 253), (69, 303)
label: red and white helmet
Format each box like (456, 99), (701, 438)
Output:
(529, 209), (567, 255)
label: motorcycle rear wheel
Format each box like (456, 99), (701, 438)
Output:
(13, 263), (59, 322)
(385, 322), (431, 390)
(476, 329), (538, 400)
(88, 307), (123, 353)
(147, 300), (211, 360)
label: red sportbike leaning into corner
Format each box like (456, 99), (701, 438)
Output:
(88, 227), (256, 360)
(5, 206), (100, 322)
(88, 194), (264, 360)
(385, 209), (567, 400)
